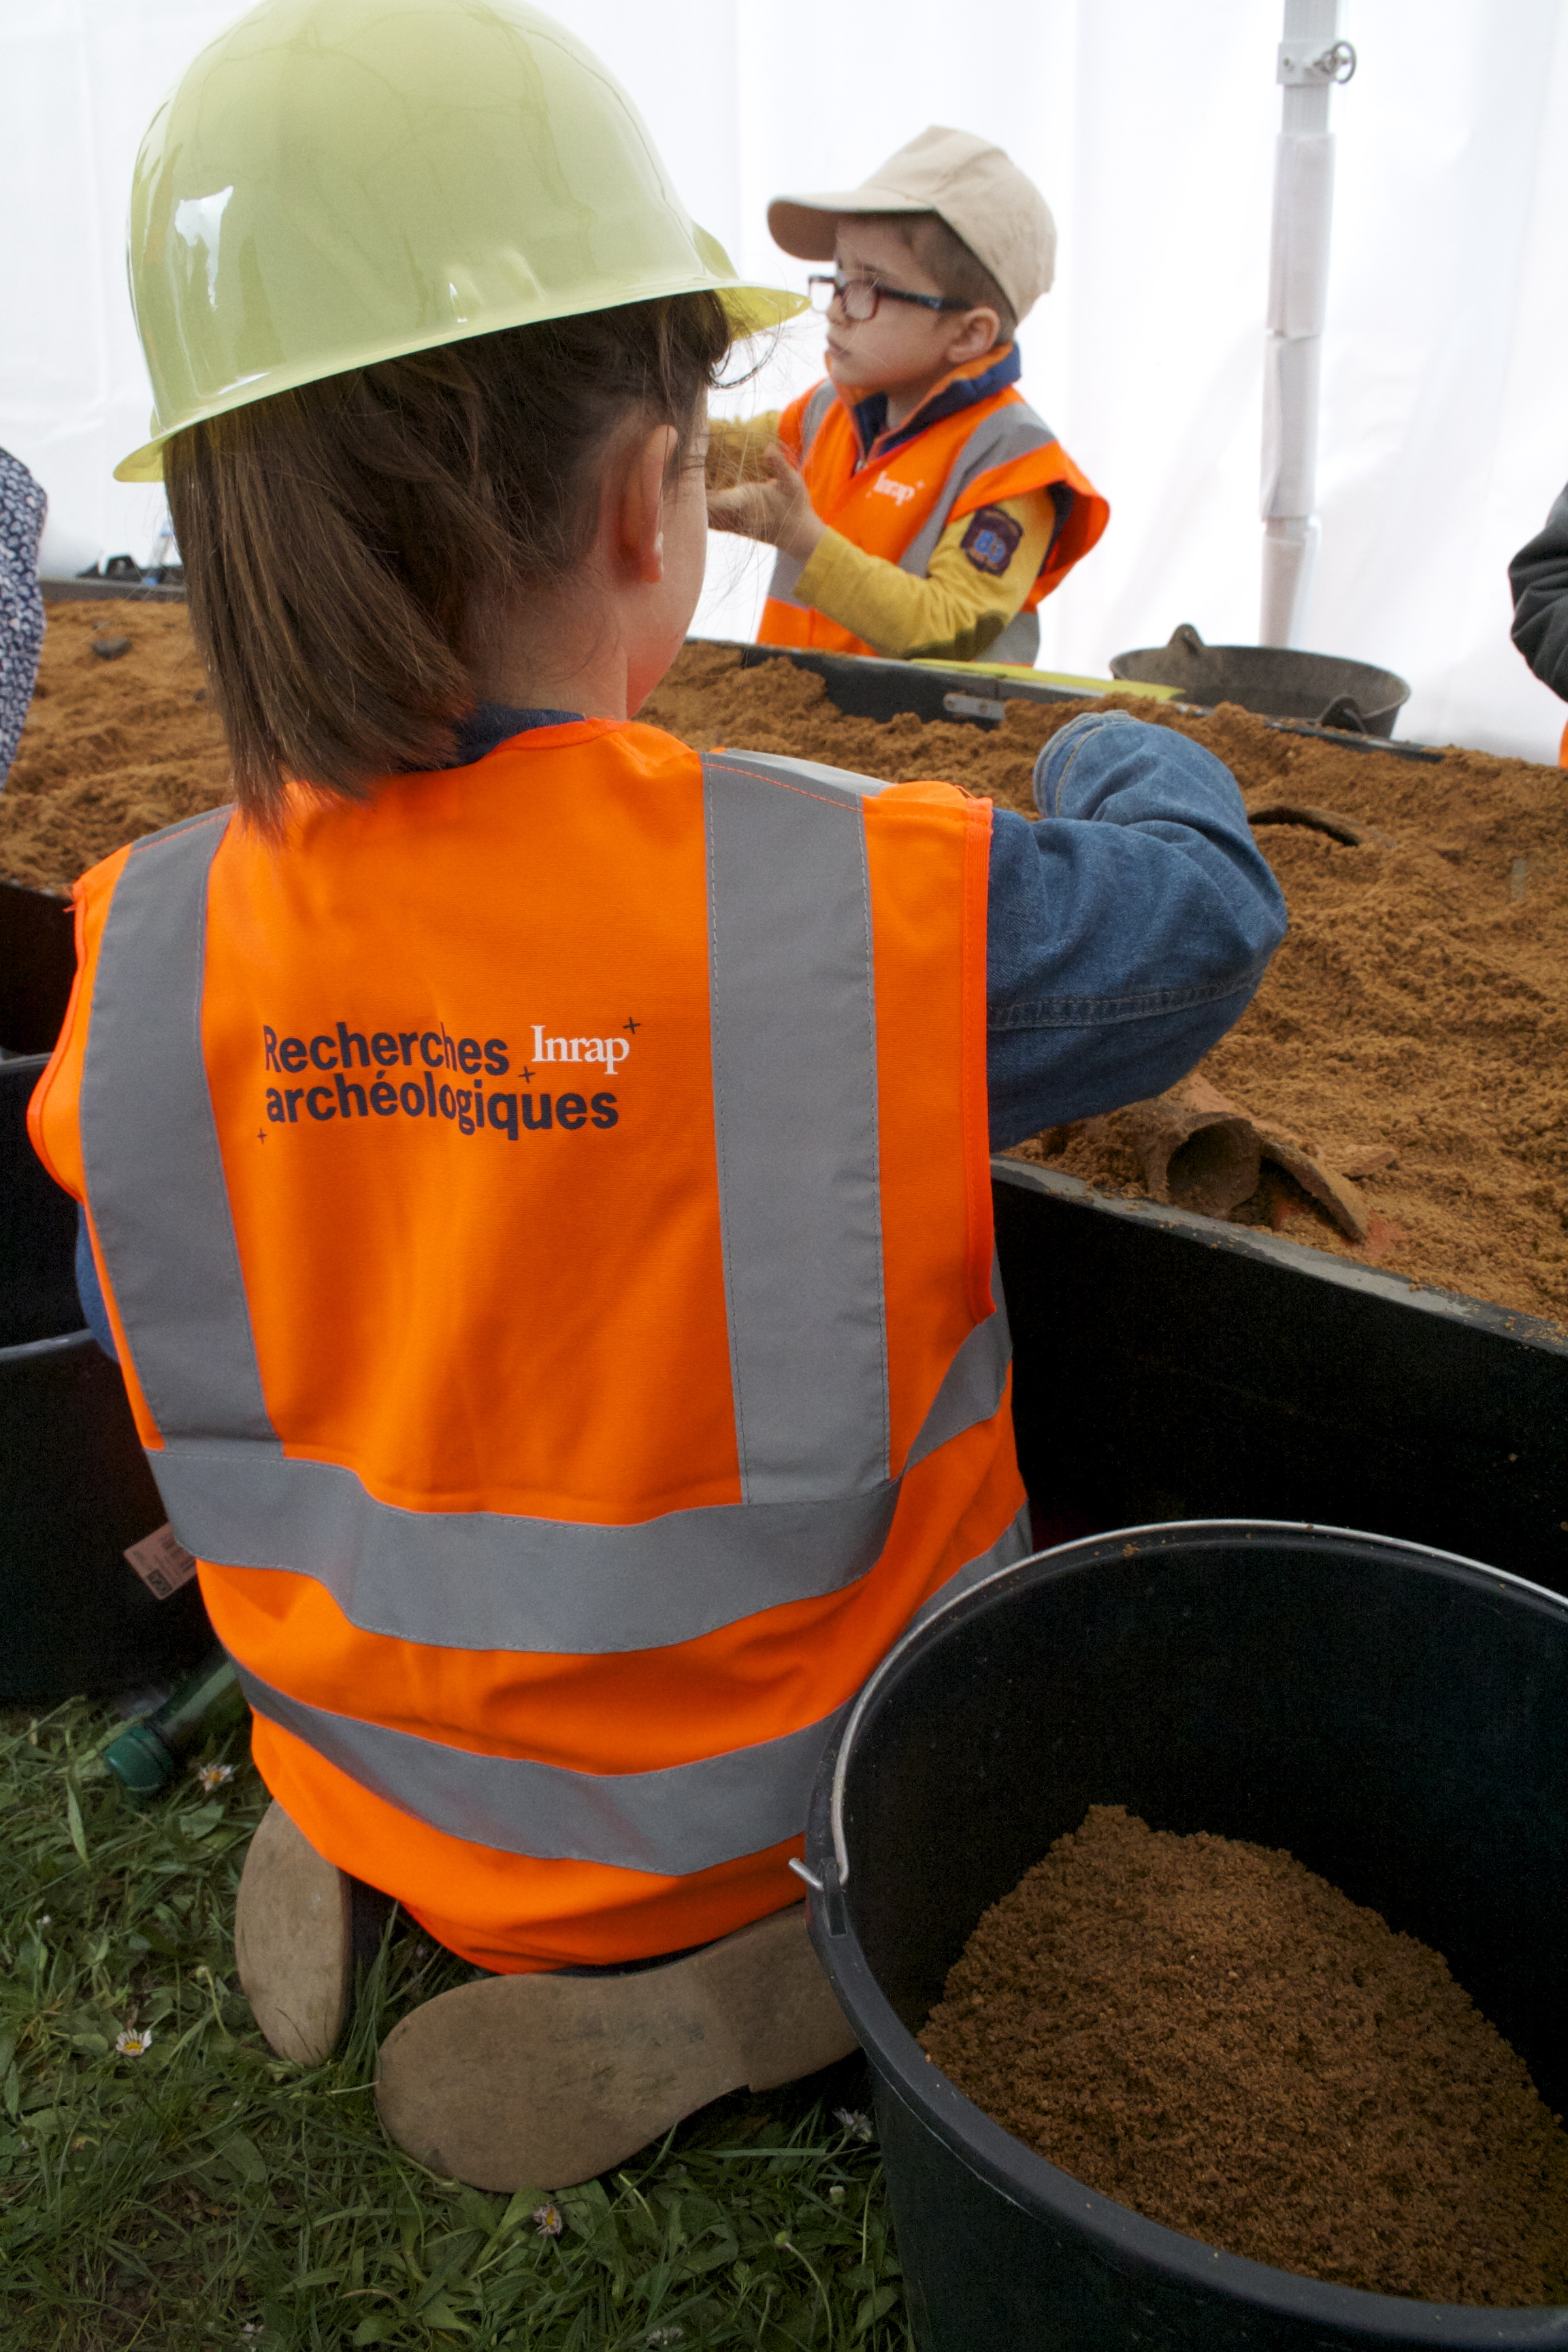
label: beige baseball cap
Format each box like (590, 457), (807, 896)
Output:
(768, 126), (1056, 324)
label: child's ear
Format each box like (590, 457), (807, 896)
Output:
(608, 422), (679, 585)
(947, 306), (1002, 365)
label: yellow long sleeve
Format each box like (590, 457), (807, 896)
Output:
(789, 490), (1057, 664)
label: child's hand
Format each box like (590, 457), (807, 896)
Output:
(706, 444), (824, 565)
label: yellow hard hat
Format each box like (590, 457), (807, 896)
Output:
(116, 0), (801, 483)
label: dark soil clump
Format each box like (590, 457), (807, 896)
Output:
(919, 1806), (1568, 2306)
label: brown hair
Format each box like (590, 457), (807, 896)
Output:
(863, 213), (1017, 345)
(164, 292), (732, 833)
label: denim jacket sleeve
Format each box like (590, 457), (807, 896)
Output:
(985, 710), (1288, 1149)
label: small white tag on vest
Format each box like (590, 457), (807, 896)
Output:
(124, 1524), (199, 1599)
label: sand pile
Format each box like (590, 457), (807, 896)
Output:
(1, 602), (227, 892)
(646, 647), (1568, 1328)
(919, 1805), (1568, 2306)
(7, 616), (1565, 1324)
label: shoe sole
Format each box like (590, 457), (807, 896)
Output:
(374, 1899), (858, 2188)
(235, 1800), (353, 2065)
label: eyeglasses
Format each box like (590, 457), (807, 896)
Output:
(806, 272), (967, 323)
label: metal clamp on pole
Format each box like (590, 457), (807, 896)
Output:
(1277, 38), (1356, 84)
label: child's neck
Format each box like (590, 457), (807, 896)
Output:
(872, 346), (1003, 436)
(880, 374), (946, 434)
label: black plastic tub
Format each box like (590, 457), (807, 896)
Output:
(721, 638), (1100, 730)
(1109, 623), (1410, 736)
(39, 578), (187, 605)
(702, 633), (1446, 763)
(993, 1160), (1568, 1600)
(1, 877), (76, 1057)
(1, 1056), (211, 1701)
(804, 1522), (1568, 2349)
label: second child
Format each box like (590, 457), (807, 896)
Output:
(708, 126), (1107, 666)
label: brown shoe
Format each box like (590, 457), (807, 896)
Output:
(374, 1900), (859, 2188)
(235, 1801), (355, 2064)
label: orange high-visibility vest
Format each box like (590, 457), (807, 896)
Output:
(760, 370), (1109, 658)
(31, 722), (1028, 1973)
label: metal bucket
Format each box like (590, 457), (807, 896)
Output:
(1109, 623), (1411, 736)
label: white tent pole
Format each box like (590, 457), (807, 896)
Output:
(1260, 2), (1355, 647)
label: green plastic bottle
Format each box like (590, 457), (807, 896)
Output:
(104, 1649), (248, 1794)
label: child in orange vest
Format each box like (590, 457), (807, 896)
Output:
(708, 127), (1107, 666)
(32, 0), (1283, 2198)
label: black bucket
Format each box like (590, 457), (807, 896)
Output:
(804, 1522), (1568, 2349)
(1, 1055), (212, 1701)
(1109, 624), (1410, 736)
(0, 877), (76, 1056)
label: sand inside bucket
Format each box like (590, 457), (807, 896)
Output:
(918, 1803), (1568, 2306)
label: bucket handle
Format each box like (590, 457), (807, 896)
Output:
(1313, 691), (1372, 734)
(789, 1852), (850, 1937)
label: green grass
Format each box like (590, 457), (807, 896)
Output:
(0, 1701), (911, 2351)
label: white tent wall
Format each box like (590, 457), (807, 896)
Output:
(3, 0), (1566, 758)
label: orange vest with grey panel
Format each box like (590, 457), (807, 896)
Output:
(29, 723), (1028, 1972)
(760, 374), (1109, 658)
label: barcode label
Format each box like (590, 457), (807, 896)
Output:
(124, 1524), (199, 1599)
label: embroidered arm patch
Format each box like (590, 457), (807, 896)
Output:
(960, 506), (1024, 576)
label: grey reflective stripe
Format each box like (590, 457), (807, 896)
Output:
(146, 1290), (1008, 1652)
(703, 751), (888, 1502)
(157, 1446), (895, 1651)
(898, 406), (1058, 580)
(146, 1292), (1009, 1653)
(764, 386), (836, 611)
(702, 749), (887, 806)
(235, 1660), (849, 1874)
(229, 1509), (1027, 1873)
(905, 1500), (1033, 1637)
(78, 810), (280, 1447)
(906, 1269), (1010, 1472)
(987, 606), (1041, 666)
(797, 380), (837, 457)
(766, 547), (808, 610)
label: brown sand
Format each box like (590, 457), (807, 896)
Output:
(0, 602), (227, 893)
(649, 649), (1568, 1328)
(919, 1805), (1568, 2306)
(7, 620), (1566, 1322)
